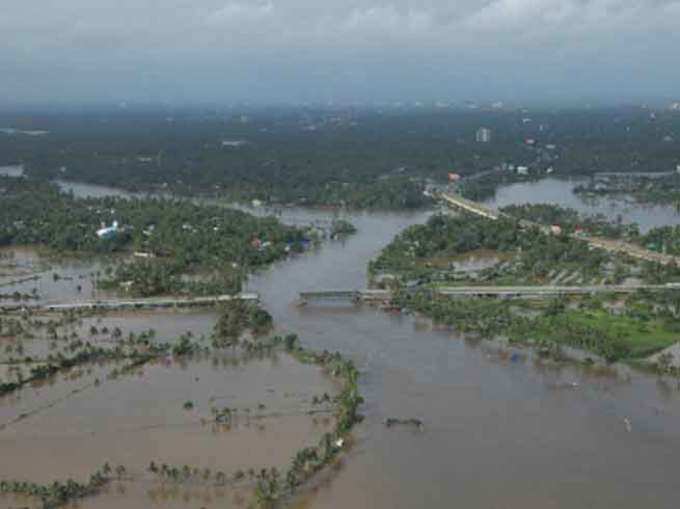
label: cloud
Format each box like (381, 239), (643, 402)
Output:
(206, 1), (275, 25)
(1, 0), (679, 104)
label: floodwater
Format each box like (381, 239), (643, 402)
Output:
(245, 205), (680, 509)
(484, 177), (680, 233)
(0, 351), (336, 507)
(0, 308), (219, 364)
(3, 179), (680, 508)
(0, 247), (118, 304)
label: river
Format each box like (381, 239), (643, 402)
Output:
(11, 178), (680, 508)
(484, 177), (680, 232)
(245, 207), (680, 509)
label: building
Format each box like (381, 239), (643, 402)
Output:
(448, 172), (461, 182)
(516, 166), (529, 175)
(475, 127), (492, 143)
(96, 221), (119, 239)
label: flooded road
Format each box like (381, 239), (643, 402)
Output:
(3, 178), (680, 508)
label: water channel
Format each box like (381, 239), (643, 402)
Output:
(4, 171), (680, 507)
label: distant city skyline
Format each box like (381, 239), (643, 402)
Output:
(2, 1), (680, 107)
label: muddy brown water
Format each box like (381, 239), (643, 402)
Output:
(0, 352), (335, 491)
(245, 207), (680, 509)
(0, 247), (118, 304)
(2, 180), (680, 508)
(0, 308), (219, 364)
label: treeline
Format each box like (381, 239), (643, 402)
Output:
(369, 213), (614, 284)
(500, 203), (640, 239)
(3, 107), (680, 209)
(0, 177), (305, 295)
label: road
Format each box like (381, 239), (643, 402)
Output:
(0, 293), (259, 312)
(439, 192), (680, 265)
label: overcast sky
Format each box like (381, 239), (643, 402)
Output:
(2, 0), (679, 107)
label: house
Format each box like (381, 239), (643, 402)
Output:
(96, 221), (119, 239)
(550, 225), (562, 235)
(516, 166), (529, 175)
(448, 172), (461, 182)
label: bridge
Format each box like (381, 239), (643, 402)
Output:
(435, 284), (679, 297)
(299, 289), (391, 304)
(0, 293), (259, 312)
(299, 284), (680, 303)
(439, 193), (499, 220)
(439, 192), (680, 266)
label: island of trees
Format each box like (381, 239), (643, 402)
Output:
(370, 208), (680, 367)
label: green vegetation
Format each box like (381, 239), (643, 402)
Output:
(369, 212), (640, 286)
(396, 291), (679, 362)
(211, 300), (274, 347)
(641, 225), (680, 254)
(5, 107), (680, 209)
(0, 464), (114, 509)
(501, 203), (639, 239)
(373, 211), (680, 363)
(0, 177), (306, 296)
(249, 335), (362, 507)
(330, 219), (357, 237)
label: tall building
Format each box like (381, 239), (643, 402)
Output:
(476, 127), (492, 143)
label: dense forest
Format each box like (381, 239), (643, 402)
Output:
(2, 106), (679, 208)
(0, 177), (306, 295)
(370, 213), (611, 285)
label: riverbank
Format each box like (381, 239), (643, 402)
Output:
(370, 212), (680, 367)
(4, 176), (680, 508)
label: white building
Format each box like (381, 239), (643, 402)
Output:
(96, 221), (119, 239)
(476, 127), (492, 143)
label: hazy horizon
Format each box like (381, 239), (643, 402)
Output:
(2, 1), (680, 108)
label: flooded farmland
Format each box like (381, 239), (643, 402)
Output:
(2, 179), (680, 508)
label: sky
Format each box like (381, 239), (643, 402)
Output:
(2, 0), (680, 107)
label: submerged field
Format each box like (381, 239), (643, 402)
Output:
(0, 252), (360, 509)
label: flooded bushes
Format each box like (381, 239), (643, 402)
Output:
(212, 301), (273, 347)
(0, 465), (112, 509)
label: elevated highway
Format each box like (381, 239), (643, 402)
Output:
(439, 192), (680, 266)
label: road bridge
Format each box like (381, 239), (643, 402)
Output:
(439, 192), (680, 266)
(299, 284), (680, 304)
(439, 193), (499, 220)
(299, 289), (391, 304)
(0, 293), (259, 312)
(435, 284), (678, 297)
